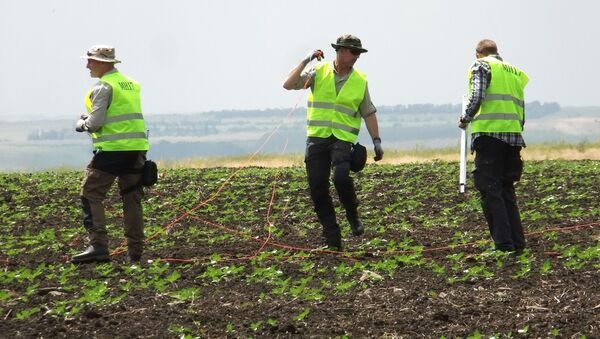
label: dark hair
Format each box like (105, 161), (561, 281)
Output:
(476, 39), (498, 56)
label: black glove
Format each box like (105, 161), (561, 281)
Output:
(304, 49), (324, 63)
(75, 119), (87, 132)
(373, 137), (383, 161)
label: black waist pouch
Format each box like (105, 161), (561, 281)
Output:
(120, 159), (157, 195)
(141, 160), (158, 186)
(350, 142), (367, 172)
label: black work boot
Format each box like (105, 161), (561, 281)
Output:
(322, 237), (343, 251)
(126, 254), (141, 265)
(70, 245), (110, 264)
(321, 222), (343, 251)
(346, 209), (364, 236)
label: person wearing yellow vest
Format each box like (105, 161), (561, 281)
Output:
(71, 45), (149, 264)
(283, 34), (383, 250)
(458, 39), (529, 254)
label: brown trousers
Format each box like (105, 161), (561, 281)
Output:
(80, 152), (145, 257)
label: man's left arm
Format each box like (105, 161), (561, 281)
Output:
(364, 114), (383, 161)
(360, 84), (383, 161)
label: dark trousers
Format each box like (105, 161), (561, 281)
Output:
(305, 136), (358, 246)
(473, 136), (525, 251)
(80, 151), (146, 256)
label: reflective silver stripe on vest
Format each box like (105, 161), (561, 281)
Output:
(92, 132), (148, 143)
(104, 113), (144, 124)
(483, 94), (525, 108)
(473, 113), (521, 121)
(308, 101), (358, 117)
(307, 120), (360, 135)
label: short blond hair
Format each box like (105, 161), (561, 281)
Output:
(476, 39), (498, 56)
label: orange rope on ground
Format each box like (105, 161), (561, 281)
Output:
(152, 220), (599, 264)
(252, 119), (294, 258)
(143, 67), (346, 262)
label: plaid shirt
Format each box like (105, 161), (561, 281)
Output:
(460, 55), (526, 150)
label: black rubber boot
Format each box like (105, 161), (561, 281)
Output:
(70, 245), (110, 264)
(321, 221), (343, 251)
(126, 254), (141, 264)
(322, 236), (343, 251)
(346, 208), (364, 236)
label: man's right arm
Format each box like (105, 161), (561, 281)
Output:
(282, 50), (323, 90)
(81, 83), (112, 133)
(283, 59), (311, 90)
(460, 61), (491, 123)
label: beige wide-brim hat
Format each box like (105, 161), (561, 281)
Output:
(81, 45), (121, 63)
(331, 34), (368, 53)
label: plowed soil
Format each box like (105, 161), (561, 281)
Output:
(1, 160), (598, 338)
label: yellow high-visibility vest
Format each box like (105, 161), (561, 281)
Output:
(85, 71), (149, 151)
(307, 62), (367, 143)
(469, 56), (529, 133)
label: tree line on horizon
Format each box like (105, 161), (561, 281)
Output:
(377, 101), (560, 116)
(26, 101), (561, 141)
(157, 100), (560, 118)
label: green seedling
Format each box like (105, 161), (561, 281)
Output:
(292, 307), (310, 322)
(15, 306), (40, 320)
(169, 287), (201, 301)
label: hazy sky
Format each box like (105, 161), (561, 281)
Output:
(1, 0), (598, 121)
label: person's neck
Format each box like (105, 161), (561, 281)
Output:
(333, 59), (352, 76)
(479, 54), (500, 59)
(97, 66), (116, 78)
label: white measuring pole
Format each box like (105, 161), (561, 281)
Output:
(459, 95), (468, 194)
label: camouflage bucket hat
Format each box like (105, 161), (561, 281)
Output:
(81, 45), (121, 63)
(331, 34), (368, 53)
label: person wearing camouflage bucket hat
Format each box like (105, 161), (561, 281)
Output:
(283, 34), (383, 251)
(71, 44), (149, 265)
(81, 45), (121, 64)
(331, 34), (368, 54)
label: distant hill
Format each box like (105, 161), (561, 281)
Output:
(0, 103), (598, 171)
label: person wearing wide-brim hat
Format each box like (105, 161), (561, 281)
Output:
(82, 45), (122, 64)
(71, 45), (149, 265)
(283, 34), (384, 251)
(330, 34), (369, 54)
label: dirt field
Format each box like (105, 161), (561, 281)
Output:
(1, 160), (598, 337)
